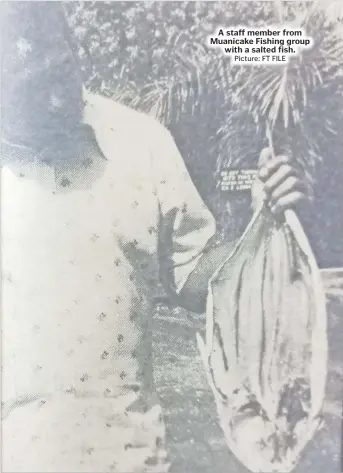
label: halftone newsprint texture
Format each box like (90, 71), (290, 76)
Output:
(1, 1), (342, 473)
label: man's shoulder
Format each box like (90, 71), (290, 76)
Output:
(83, 90), (166, 141)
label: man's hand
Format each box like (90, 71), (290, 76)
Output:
(179, 148), (311, 313)
(252, 148), (309, 215)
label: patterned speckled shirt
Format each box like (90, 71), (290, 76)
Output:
(1, 92), (216, 472)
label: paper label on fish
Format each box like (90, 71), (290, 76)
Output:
(219, 169), (258, 192)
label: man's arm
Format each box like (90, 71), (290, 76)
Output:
(151, 122), (308, 313)
(178, 239), (236, 313)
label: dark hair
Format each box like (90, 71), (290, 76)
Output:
(1, 1), (85, 153)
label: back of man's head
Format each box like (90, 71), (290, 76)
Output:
(1, 1), (85, 152)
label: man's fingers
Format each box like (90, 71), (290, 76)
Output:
(269, 176), (307, 205)
(258, 147), (273, 167)
(269, 191), (306, 215)
(262, 163), (299, 193)
(259, 155), (290, 181)
(256, 150), (309, 215)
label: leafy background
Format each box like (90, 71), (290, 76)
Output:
(64, 0), (343, 268)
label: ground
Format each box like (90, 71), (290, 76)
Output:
(152, 269), (343, 473)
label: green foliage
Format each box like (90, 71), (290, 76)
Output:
(65, 1), (343, 244)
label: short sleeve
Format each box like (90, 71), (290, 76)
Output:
(150, 123), (216, 294)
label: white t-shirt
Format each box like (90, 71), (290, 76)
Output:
(1, 92), (216, 472)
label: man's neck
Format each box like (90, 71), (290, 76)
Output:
(1, 124), (108, 191)
(1, 124), (101, 164)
